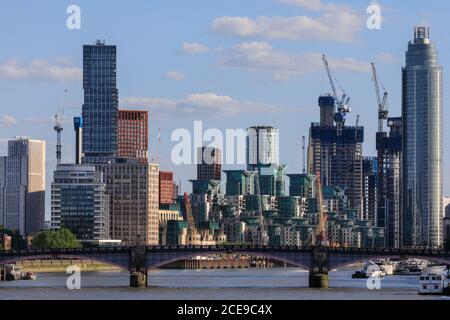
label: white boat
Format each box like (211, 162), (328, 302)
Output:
(418, 267), (450, 295)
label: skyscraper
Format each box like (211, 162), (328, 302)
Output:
(310, 96), (364, 214)
(2, 138), (46, 235)
(246, 126), (279, 172)
(197, 147), (221, 181)
(117, 110), (148, 163)
(82, 40), (118, 164)
(402, 27), (443, 248)
(377, 117), (402, 248)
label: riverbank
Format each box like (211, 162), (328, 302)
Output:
(16, 260), (121, 273)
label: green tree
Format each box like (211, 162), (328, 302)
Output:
(32, 229), (81, 249)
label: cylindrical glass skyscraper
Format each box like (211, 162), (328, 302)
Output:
(402, 27), (443, 248)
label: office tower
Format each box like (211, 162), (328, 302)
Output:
(51, 164), (109, 242)
(377, 117), (402, 248)
(310, 96), (364, 214)
(0, 157), (6, 228)
(362, 157), (378, 222)
(74, 117), (83, 165)
(197, 147), (221, 181)
(117, 110), (149, 163)
(402, 27), (443, 248)
(159, 171), (175, 205)
(100, 160), (159, 245)
(2, 138), (45, 235)
(246, 126), (279, 172)
(82, 40), (118, 164)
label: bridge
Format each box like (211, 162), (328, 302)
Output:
(1, 245), (449, 287)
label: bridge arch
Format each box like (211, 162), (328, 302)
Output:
(145, 250), (311, 271)
(0, 254), (131, 271)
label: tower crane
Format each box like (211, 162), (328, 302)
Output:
(151, 128), (161, 163)
(302, 136), (306, 174)
(306, 172), (329, 247)
(371, 63), (389, 133)
(183, 192), (200, 244)
(322, 55), (351, 136)
(54, 89), (68, 165)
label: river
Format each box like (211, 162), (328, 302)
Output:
(0, 269), (449, 300)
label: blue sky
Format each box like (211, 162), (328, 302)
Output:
(0, 0), (449, 218)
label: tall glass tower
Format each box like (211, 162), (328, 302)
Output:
(82, 40), (118, 164)
(402, 27), (443, 248)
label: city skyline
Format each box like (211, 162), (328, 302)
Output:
(1, 1), (450, 221)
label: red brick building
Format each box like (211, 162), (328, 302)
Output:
(117, 110), (148, 163)
(159, 171), (175, 205)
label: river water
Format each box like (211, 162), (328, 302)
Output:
(0, 269), (449, 300)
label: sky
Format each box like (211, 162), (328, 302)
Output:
(0, 0), (449, 218)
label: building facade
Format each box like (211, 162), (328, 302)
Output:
(246, 126), (279, 172)
(377, 117), (402, 248)
(402, 27), (443, 248)
(310, 96), (364, 215)
(51, 164), (109, 242)
(197, 147), (221, 181)
(82, 41), (119, 164)
(100, 161), (159, 245)
(159, 171), (175, 205)
(117, 110), (148, 163)
(1, 138), (45, 236)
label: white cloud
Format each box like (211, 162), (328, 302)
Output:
(23, 116), (71, 125)
(163, 71), (185, 81)
(179, 42), (211, 54)
(211, 12), (363, 43)
(121, 93), (290, 117)
(0, 59), (81, 83)
(277, 0), (353, 12)
(220, 41), (370, 80)
(0, 115), (18, 127)
(375, 52), (396, 63)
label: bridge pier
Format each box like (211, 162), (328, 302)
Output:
(129, 244), (147, 288)
(309, 247), (329, 289)
(130, 270), (147, 288)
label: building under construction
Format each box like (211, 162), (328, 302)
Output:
(309, 95), (364, 215)
(376, 117), (402, 248)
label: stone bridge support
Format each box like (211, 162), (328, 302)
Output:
(309, 247), (329, 288)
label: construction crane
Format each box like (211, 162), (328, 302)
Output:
(302, 136), (306, 174)
(183, 192), (200, 244)
(54, 89), (68, 165)
(306, 173), (329, 247)
(253, 171), (268, 245)
(371, 63), (389, 133)
(322, 55), (351, 136)
(151, 128), (161, 163)
(184, 192), (196, 232)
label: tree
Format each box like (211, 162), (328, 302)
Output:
(32, 229), (81, 249)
